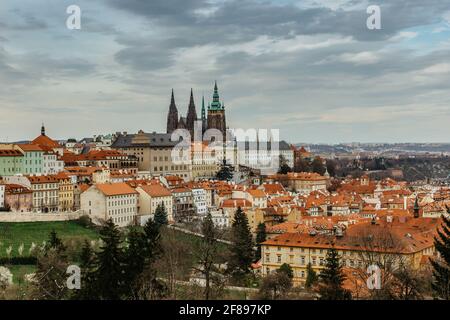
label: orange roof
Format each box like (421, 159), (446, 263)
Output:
(139, 184), (172, 197)
(17, 144), (43, 152)
(261, 183), (286, 195)
(171, 187), (191, 194)
(5, 184), (32, 194)
(247, 189), (266, 198)
(53, 172), (71, 180)
(85, 149), (127, 160)
(221, 199), (252, 208)
(95, 183), (138, 196)
(263, 218), (439, 254)
(27, 175), (58, 183)
(78, 183), (91, 192)
(0, 149), (23, 157)
(32, 134), (62, 149)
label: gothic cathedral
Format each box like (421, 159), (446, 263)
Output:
(166, 81), (227, 140)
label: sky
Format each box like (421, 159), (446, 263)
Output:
(0, 0), (450, 143)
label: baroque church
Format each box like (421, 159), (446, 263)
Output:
(166, 81), (227, 140)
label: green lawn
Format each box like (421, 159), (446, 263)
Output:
(7, 264), (36, 284)
(0, 221), (100, 258)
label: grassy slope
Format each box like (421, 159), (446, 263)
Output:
(0, 221), (99, 258)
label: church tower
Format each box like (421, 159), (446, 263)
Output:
(166, 89), (179, 134)
(186, 88), (198, 139)
(207, 81), (227, 139)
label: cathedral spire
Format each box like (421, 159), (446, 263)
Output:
(186, 88), (198, 139)
(210, 81), (222, 110)
(201, 95), (206, 120)
(166, 89), (179, 134)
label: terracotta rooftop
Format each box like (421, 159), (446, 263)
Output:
(95, 182), (138, 196)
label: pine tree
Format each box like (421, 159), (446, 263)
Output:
(75, 240), (95, 300)
(91, 219), (125, 300)
(154, 203), (168, 228)
(216, 158), (234, 181)
(47, 229), (66, 253)
(318, 247), (351, 300)
(431, 210), (450, 300)
(123, 227), (147, 297)
(305, 262), (318, 289)
(255, 223), (267, 261)
(228, 207), (254, 282)
(130, 218), (165, 300)
(143, 218), (163, 261)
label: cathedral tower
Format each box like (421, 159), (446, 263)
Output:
(207, 81), (227, 139)
(166, 89), (179, 134)
(186, 88), (198, 139)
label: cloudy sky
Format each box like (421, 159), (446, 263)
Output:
(0, 0), (450, 143)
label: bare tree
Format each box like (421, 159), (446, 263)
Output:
(155, 228), (192, 298)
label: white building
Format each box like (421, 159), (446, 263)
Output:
(192, 188), (207, 216)
(43, 152), (64, 175)
(209, 208), (229, 228)
(81, 182), (138, 227)
(136, 184), (174, 222)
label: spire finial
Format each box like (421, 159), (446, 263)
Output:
(41, 122), (45, 136)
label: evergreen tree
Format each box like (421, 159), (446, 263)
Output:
(431, 209), (450, 300)
(305, 262), (318, 289)
(142, 218), (163, 261)
(318, 248), (351, 300)
(47, 229), (66, 253)
(154, 203), (168, 228)
(75, 240), (95, 300)
(216, 158), (234, 181)
(255, 223), (267, 261)
(131, 218), (165, 300)
(228, 207), (254, 282)
(90, 219), (125, 299)
(123, 227), (147, 297)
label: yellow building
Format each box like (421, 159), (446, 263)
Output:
(191, 142), (219, 180)
(55, 172), (74, 212)
(261, 216), (439, 286)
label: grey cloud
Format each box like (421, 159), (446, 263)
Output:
(114, 44), (175, 71)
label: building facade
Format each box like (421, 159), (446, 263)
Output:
(81, 182), (138, 227)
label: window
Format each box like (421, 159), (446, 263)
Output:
(277, 255), (281, 263)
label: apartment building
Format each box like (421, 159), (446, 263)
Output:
(26, 175), (59, 213)
(81, 182), (138, 227)
(136, 183), (174, 222)
(55, 172), (74, 212)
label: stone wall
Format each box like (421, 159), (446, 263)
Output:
(0, 211), (83, 222)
